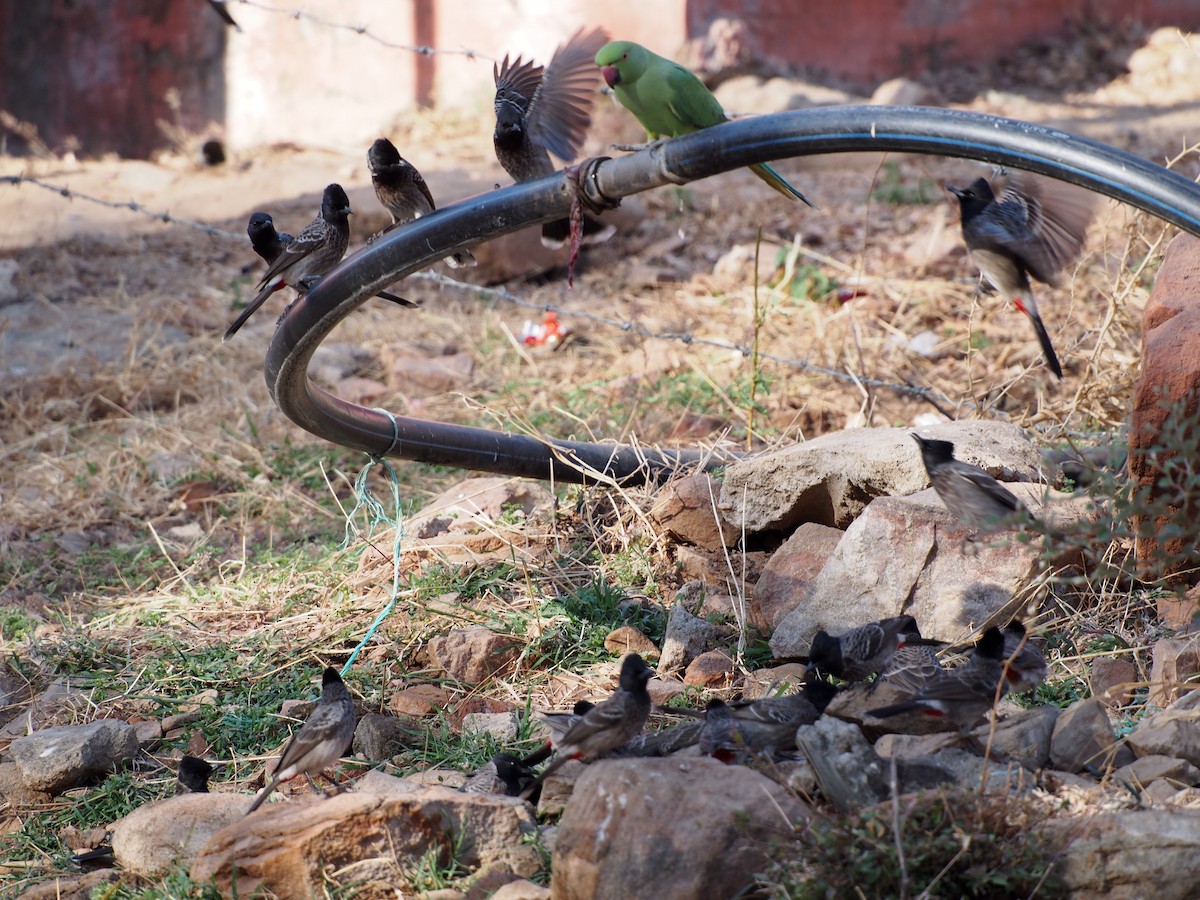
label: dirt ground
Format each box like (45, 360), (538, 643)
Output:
(1, 20), (1199, 897)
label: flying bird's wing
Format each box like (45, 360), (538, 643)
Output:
(525, 26), (609, 161)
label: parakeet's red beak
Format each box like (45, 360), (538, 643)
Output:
(601, 65), (620, 87)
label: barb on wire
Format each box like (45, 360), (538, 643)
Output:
(0, 173), (241, 239)
(408, 271), (954, 408)
(231, 0), (492, 61)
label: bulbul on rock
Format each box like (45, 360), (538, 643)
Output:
(521, 654), (653, 798)
(246, 667), (356, 814)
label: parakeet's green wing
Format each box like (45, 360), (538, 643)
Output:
(662, 63), (727, 133)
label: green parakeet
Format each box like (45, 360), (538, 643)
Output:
(595, 40), (813, 206)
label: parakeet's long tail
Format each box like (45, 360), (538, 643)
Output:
(749, 162), (816, 208)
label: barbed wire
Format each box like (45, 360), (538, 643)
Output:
(0, 173), (242, 239)
(407, 271), (963, 412)
(0, 170), (959, 410)
(229, 0), (493, 61)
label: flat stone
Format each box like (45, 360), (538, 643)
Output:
(1127, 692), (1200, 767)
(1113, 755), (1200, 790)
(10, 720), (139, 794)
(389, 684), (452, 717)
(769, 486), (1069, 653)
(1048, 808), (1200, 899)
(719, 422), (1044, 535)
(112, 793), (251, 876)
(193, 788), (540, 897)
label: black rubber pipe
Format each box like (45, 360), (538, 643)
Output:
(266, 105), (1200, 485)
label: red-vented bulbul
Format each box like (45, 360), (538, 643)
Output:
(225, 185), (352, 340)
(521, 654), (653, 797)
(367, 137), (475, 268)
(912, 433), (1032, 530)
(949, 170), (1097, 379)
(494, 26), (614, 248)
(867, 626), (1008, 730)
(246, 667), (356, 814)
(809, 615), (920, 683)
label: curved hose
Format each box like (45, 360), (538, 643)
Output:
(267, 105), (1200, 485)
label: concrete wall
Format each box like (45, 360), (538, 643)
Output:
(3, 0), (1200, 158)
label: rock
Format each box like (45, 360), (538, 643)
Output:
(352, 713), (422, 760)
(769, 486), (1060, 653)
(895, 746), (1031, 793)
(10, 720), (139, 794)
(193, 788), (540, 897)
(411, 477), (552, 536)
(1131, 233), (1200, 584)
(389, 683), (452, 717)
(352, 770), (423, 795)
(971, 705), (1059, 771)
(719, 422), (1043, 534)
(0, 760), (52, 806)
(429, 627), (524, 685)
(461, 712), (518, 742)
(490, 880), (551, 900)
(552, 758), (807, 900)
(383, 344), (474, 396)
(1049, 698), (1132, 773)
(603, 626), (659, 658)
(646, 678), (686, 706)
(1148, 637), (1200, 708)
(112, 793), (251, 876)
(1091, 655), (1139, 707)
(133, 719), (163, 746)
(683, 650), (735, 688)
(0, 680), (90, 739)
(536, 761), (582, 819)
(1048, 809), (1200, 898)
(742, 663), (810, 700)
(794, 716), (887, 811)
(14, 870), (119, 899)
(1127, 693), (1200, 767)
(658, 602), (734, 675)
(870, 77), (933, 105)
(648, 474), (737, 550)
(1112, 755), (1200, 790)
(750, 522), (843, 631)
(309, 341), (375, 384)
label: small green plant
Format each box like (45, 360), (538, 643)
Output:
(871, 162), (940, 205)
